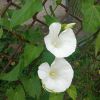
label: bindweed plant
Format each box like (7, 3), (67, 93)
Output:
(0, 0), (100, 100)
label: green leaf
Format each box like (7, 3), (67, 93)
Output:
(84, 91), (96, 100)
(95, 32), (100, 55)
(81, 0), (100, 33)
(44, 15), (58, 25)
(34, 49), (55, 68)
(56, 0), (62, 5)
(24, 27), (43, 43)
(0, 44), (43, 81)
(49, 93), (64, 100)
(0, 65), (20, 81)
(0, 18), (11, 29)
(0, 28), (3, 38)
(18, 44), (43, 70)
(6, 85), (25, 100)
(66, 85), (77, 100)
(21, 76), (41, 98)
(39, 49), (55, 65)
(40, 92), (49, 100)
(11, 0), (42, 27)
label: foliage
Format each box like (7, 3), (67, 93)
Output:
(0, 0), (100, 100)
(95, 32), (100, 55)
(49, 93), (64, 100)
(21, 76), (41, 99)
(66, 85), (77, 100)
(81, 0), (100, 33)
(6, 85), (25, 100)
(0, 44), (43, 81)
(0, 28), (3, 38)
(11, 0), (42, 27)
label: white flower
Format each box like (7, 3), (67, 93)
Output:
(38, 58), (74, 93)
(44, 22), (77, 58)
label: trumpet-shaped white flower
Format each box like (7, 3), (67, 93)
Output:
(38, 58), (74, 93)
(44, 22), (77, 58)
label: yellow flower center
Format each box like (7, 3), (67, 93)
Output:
(49, 71), (57, 79)
(53, 42), (59, 47)
(52, 39), (61, 48)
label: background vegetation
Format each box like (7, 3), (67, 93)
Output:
(0, 0), (100, 100)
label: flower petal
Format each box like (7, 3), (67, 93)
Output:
(42, 77), (71, 93)
(49, 22), (61, 36)
(44, 27), (77, 58)
(44, 34), (57, 52)
(59, 28), (77, 57)
(51, 58), (74, 80)
(38, 62), (50, 80)
(53, 58), (74, 90)
(44, 34), (65, 58)
(40, 58), (74, 93)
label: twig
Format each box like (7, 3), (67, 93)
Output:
(0, 53), (10, 59)
(42, 0), (48, 5)
(1, 1), (12, 17)
(1, 0), (20, 17)
(44, 5), (49, 15)
(3, 44), (22, 72)
(36, 19), (48, 27)
(3, 28), (30, 43)
(53, 5), (58, 12)
(28, 13), (38, 28)
(11, 2), (21, 9)
(69, 13), (82, 22)
(50, 5), (55, 17)
(60, 4), (82, 22)
(60, 4), (69, 12)
(76, 26), (82, 35)
(29, 0), (48, 28)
